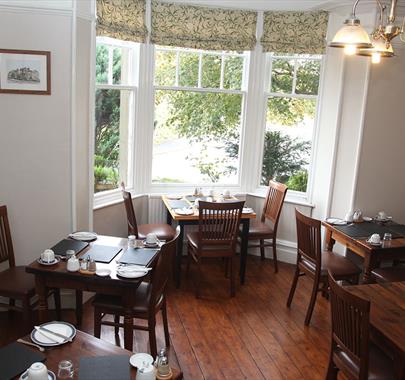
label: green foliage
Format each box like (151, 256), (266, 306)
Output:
(287, 170), (309, 192)
(261, 131), (310, 186)
(296, 60), (320, 95)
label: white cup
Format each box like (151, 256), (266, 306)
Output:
(345, 211), (354, 222)
(370, 233), (381, 244)
(377, 211), (387, 220)
(223, 189), (231, 198)
(145, 233), (158, 245)
(27, 362), (48, 380)
(41, 249), (55, 263)
(136, 363), (156, 380)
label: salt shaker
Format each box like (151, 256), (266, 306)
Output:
(89, 258), (97, 272)
(128, 235), (136, 248)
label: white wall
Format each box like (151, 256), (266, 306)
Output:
(0, 8), (73, 265)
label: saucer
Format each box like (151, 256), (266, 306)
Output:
(174, 208), (194, 215)
(143, 240), (159, 247)
(366, 239), (382, 246)
(69, 231), (98, 242)
(117, 268), (148, 278)
(374, 216), (392, 223)
(37, 257), (60, 266)
(20, 369), (56, 380)
(95, 268), (111, 277)
(129, 353), (154, 368)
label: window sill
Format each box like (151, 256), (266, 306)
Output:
(93, 188), (146, 211)
(247, 191), (314, 208)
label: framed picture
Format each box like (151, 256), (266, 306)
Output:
(0, 49), (51, 95)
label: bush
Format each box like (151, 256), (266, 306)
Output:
(286, 170), (308, 192)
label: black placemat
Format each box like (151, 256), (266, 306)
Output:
(50, 239), (89, 257)
(335, 223), (403, 239)
(167, 199), (190, 209)
(78, 355), (130, 380)
(386, 224), (405, 237)
(0, 342), (45, 380)
(118, 248), (159, 266)
(80, 245), (122, 263)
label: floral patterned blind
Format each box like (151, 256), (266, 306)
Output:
(261, 11), (329, 54)
(97, 0), (147, 43)
(151, 1), (257, 51)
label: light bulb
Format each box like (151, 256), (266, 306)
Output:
(372, 52), (381, 64)
(344, 45), (357, 55)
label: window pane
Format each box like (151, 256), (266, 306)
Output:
(112, 47), (122, 85)
(96, 45), (109, 84)
(153, 90), (242, 184)
(155, 50), (177, 86)
(261, 97), (316, 192)
(223, 55), (243, 90)
(295, 59), (321, 95)
(201, 54), (221, 88)
(95, 89), (131, 193)
(270, 58), (294, 93)
(178, 52), (199, 87)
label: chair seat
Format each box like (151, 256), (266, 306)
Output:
(93, 282), (152, 315)
(301, 251), (361, 278)
(241, 220), (274, 239)
(187, 232), (233, 255)
(372, 267), (405, 283)
(0, 266), (36, 299)
(334, 343), (395, 380)
(138, 224), (176, 241)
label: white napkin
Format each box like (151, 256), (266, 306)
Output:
(36, 324), (69, 344)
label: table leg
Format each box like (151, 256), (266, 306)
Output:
(240, 219), (250, 285)
(75, 290), (83, 327)
(166, 209), (173, 225)
(324, 228), (336, 251)
(35, 275), (49, 324)
(175, 222), (184, 288)
(363, 253), (376, 284)
(123, 290), (134, 351)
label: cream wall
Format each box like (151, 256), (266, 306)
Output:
(354, 50), (405, 223)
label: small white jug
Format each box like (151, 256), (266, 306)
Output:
(67, 254), (80, 272)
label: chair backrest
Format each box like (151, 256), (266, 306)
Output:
(0, 205), (15, 267)
(295, 209), (322, 270)
(150, 226), (180, 307)
(261, 180), (288, 229)
(328, 271), (370, 380)
(122, 190), (138, 237)
(198, 201), (245, 253)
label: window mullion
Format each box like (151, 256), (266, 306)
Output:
(292, 58), (298, 95)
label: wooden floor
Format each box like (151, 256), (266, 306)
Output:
(0, 257), (336, 380)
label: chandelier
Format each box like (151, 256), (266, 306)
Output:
(329, 0), (405, 63)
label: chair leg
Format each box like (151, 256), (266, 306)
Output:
(195, 259), (202, 299)
(114, 315), (120, 335)
(22, 297), (32, 330)
(94, 308), (102, 338)
(305, 277), (320, 326)
(260, 240), (265, 260)
(75, 290), (83, 327)
(325, 351), (339, 380)
(287, 267), (300, 307)
(8, 298), (15, 318)
(162, 299), (170, 348)
(230, 256), (235, 297)
(186, 246), (191, 277)
(53, 289), (61, 320)
(273, 243), (278, 273)
(148, 316), (157, 358)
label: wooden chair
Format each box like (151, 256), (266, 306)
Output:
(0, 205), (61, 325)
(287, 209), (361, 325)
(243, 180), (287, 272)
(326, 271), (395, 380)
(372, 266), (405, 283)
(122, 189), (175, 241)
(92, 226), (180, 358)
(186, 200), (245, 298)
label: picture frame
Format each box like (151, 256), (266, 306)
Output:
(0, 49), (51, 95)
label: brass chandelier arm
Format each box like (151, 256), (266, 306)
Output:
(388, 0), (397, 23)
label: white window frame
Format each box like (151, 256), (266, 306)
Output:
(257, 53), (324, 201)
(150, 46), (249, 192)
(93, 37), (139, 208)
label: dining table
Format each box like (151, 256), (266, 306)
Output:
(346, 281), (405, 379)
(11, 330), (183, 379)
(26, 235), (159, 351)
(322, 220), (405, 282)
(162, 194), (257, 287)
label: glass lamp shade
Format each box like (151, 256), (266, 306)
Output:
(329, 22), (373, 49)
(357, 38), (395, 57)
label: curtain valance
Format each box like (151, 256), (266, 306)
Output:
(151, 1), (257, 51)
(97, 0), (147, 43)
(261, 11), (329, 54)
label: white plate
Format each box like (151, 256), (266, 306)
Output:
(242, 207), (254, 214)
(69, 231), (98, 242)
(20, 370), (56, 380)
(173, 208), (194, 215)
(129, 353), (154, 368)
(326, 218), (347, 226)
(374, 216), (392, 223)
(363, 216), (372, 222)
(31, 321), (76, 347)
(117, 268), (149, 278)
(96, 268), (111, 277)
(37, 257), (60, 266)
(166, 195), (183, 200)
(142, 240), (160, 248)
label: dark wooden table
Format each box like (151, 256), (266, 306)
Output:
(26, 235), (159, 351)
(14, 330), (182, 379)
(346, 281), (405, 379)
(162, 195), (257, 287)
(322, 221), (405, 282)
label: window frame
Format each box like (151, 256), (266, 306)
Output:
(150, 45), (249, 190)
(257, 52), (324, 200)
(93, 37), (139, 208)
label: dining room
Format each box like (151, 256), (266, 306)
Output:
(1, 0), (405, 379)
